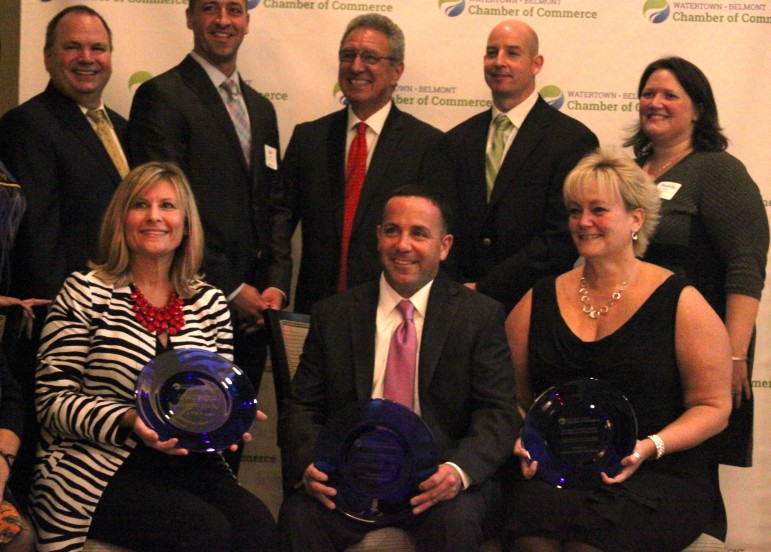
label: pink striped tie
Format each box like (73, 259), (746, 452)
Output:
(384, 300), (417, 410)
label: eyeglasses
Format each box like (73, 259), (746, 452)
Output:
(338, 50), (396, 66)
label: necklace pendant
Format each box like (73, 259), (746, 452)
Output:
(579, 276), (628, 320)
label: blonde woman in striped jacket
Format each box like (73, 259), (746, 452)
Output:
(30, 162), (277, 552)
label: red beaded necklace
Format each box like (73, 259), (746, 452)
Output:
(130, 285), (185, 336)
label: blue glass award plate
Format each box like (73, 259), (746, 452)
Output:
(314, 399), (438, 525)
(522, 378), (637, 490)
(134, 349), (257, 452)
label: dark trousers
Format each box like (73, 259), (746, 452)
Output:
(278, 488), (486, 552)
(89, 444), (277, 552)
(5, 319), (43, 510)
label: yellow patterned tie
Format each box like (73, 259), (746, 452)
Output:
(485, 114), (514, 201)
(87, 109), (129, 178)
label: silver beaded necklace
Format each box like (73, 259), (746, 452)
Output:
(579, 277), (628, 319)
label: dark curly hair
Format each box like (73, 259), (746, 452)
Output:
(624, 57), (728, 159)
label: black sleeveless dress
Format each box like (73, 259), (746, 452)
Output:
(505, 274), (723, 551)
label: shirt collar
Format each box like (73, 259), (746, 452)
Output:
(78, 103), (106, 115)
(378, 273), (433, 319)
(347, 101), (392, 135)
(492, 89), (538, 130)
(190, 50), (241, 90)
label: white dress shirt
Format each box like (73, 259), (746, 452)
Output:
(372, 275), (472, 489)
(486, 89), (539, 161)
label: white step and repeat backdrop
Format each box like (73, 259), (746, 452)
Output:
(15, 0), (771, 549)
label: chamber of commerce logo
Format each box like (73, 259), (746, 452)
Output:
(128, 71), (153, 91)
(332, 83), (348, 106)
(539, 85), (564, 110)
(439, 0), (465, 17)
(643, 0), (670, 23)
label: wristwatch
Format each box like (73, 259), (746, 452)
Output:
(0, 449), (15, 471)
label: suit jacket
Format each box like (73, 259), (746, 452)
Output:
(279, 104), (448, 313)
(445, 96), (599, 311)
(0, 83), (127, 300)
(281, 272), (520, 489)
(31, 272), (232, 551)
(128, 55), (291, 297)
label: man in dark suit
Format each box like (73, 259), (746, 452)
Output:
(445, 19), (599, 312)
(128, 0), (291, 402)
(278, 187), (519, 552)
(0, 5), (127, 504)
(280, 14), (447, 314)
(0, 5), (127, 303)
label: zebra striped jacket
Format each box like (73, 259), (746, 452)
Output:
(31, 271), (233, 552)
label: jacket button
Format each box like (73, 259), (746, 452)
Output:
(481, 238), (492, 247)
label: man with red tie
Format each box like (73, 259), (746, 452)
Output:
(278, 187), (519, 552)
(278, 13), (448, 314)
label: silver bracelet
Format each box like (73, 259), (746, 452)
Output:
(647, 434), (665, 459)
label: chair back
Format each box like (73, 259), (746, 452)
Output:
(264, 309), (311, 416)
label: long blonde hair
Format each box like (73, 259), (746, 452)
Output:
(89, 161), (204, 297)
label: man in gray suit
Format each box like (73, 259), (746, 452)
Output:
(278, 14), (448, 314)
(445, 19), (599, 312)
(128, 0), (291, 408)
(279, 187), (519, 552)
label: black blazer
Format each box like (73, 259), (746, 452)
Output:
(279, 104), (448, 313)
(445, 96), (599, 311)
(281, 272), (520, 488)
(128, 55), (291, 296)
(0, 83), (127, 300)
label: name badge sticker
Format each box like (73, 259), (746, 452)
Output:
(264, 145), (278, 170)
(657, 181), (682, 200)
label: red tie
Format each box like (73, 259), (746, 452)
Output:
(384, 300), (417, 410)
(337, 122), (368, 292)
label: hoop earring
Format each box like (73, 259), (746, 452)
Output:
(632, 231), (639, 241)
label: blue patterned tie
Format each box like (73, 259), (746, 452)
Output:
(220, 79), (252, 167)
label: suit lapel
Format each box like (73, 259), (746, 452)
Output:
(350, 284), (379, 400)
(489, 97), (550, 207)
(44, 84), (122, 186)
(468, 110), (493, 208)
(354, 104), (402, 233)
(241, 79), (260, 174)
(179, 56), (249, 175)
(106, 106), (128, 151)
(328, 109), (348, 240)
(417, 275), (458, 399)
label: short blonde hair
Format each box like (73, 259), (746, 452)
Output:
(563, 147), (661, 257)
(89, 161), (204, 297)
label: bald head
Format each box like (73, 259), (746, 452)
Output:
(488, 20), (539, 57)
(483, 19), (543, 111)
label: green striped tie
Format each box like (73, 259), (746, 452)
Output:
(485, 114), (513, 201)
